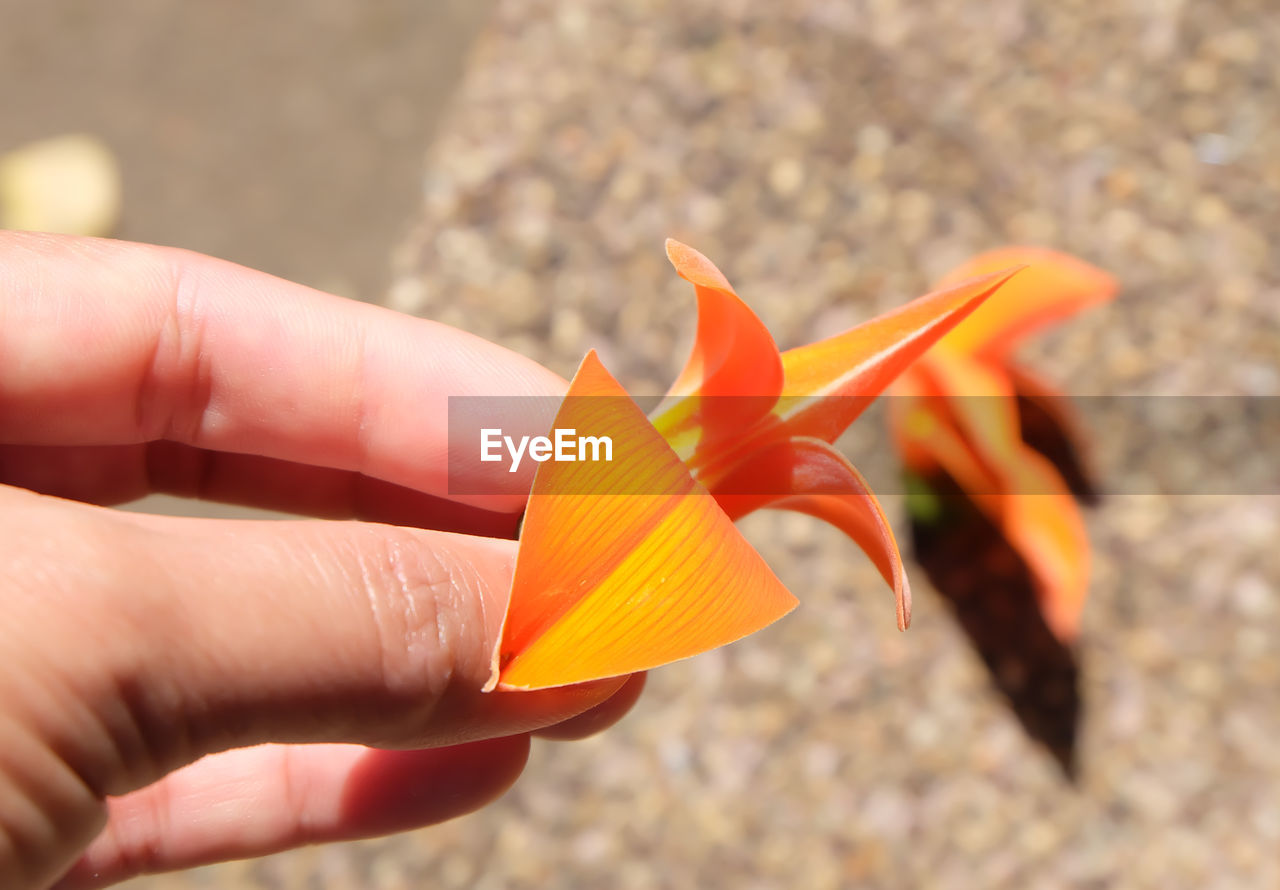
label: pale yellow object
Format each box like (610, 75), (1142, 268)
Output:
(0, 134), (122, 236)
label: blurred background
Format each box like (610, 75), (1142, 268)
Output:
(4, 0), (1278, 887)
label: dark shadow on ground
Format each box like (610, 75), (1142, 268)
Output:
(910, 480), (1082, 779)
(908, 396), (1100, 779)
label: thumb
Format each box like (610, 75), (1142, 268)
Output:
(2, 487), (625, 800)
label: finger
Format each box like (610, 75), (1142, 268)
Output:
(2, 486), (627, 805)
(534, 672), (647, 741)
(53, 737), (530, 890)
(0, 232), (567, 509)
(0, 442), (521, 537)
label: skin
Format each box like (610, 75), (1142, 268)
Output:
(0, 231), (644, 889)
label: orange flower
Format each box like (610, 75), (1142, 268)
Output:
(489, 241), (1022, 690)
(890, 248), (1117, 643)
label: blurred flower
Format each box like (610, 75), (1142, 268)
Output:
(0, 134), (121, 236)
(890, 248), (1117, 642)
(491, 241), (1020, 690)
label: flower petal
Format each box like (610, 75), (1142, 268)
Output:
(492, 350), (798, 691)
(774, 268), (1023, 443)
(661, 239), (784, 401)
(976, 452), (1091, 643)
(1006, 361), (1098, 497)
(711, 437), (910, 631)
(934, 247), (1117, 361)
(912, 349), (1024, 474)
(889, 382), (1003, 500)
(653, 240), (785, 458)
(892, 362), (1089, 643)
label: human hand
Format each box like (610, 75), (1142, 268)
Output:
(0, 231), (644, 889)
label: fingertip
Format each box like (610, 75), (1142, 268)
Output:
(339, 735), (532, 835)
(533, 672), (647, 741)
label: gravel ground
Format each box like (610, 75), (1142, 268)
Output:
(123, 0), (1279, 887)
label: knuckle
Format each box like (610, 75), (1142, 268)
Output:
(351, 528), (489, 703)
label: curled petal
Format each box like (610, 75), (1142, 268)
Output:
(712, 437), (910, 631)
(491, 350), (797, 691)
(934, 247), (1117, 361)
(775, 268), (1024, 443)
(661, 239), (784, 402)
(654, 239), (784, 458)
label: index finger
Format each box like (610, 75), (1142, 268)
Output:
(0, 231), (565, 508)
